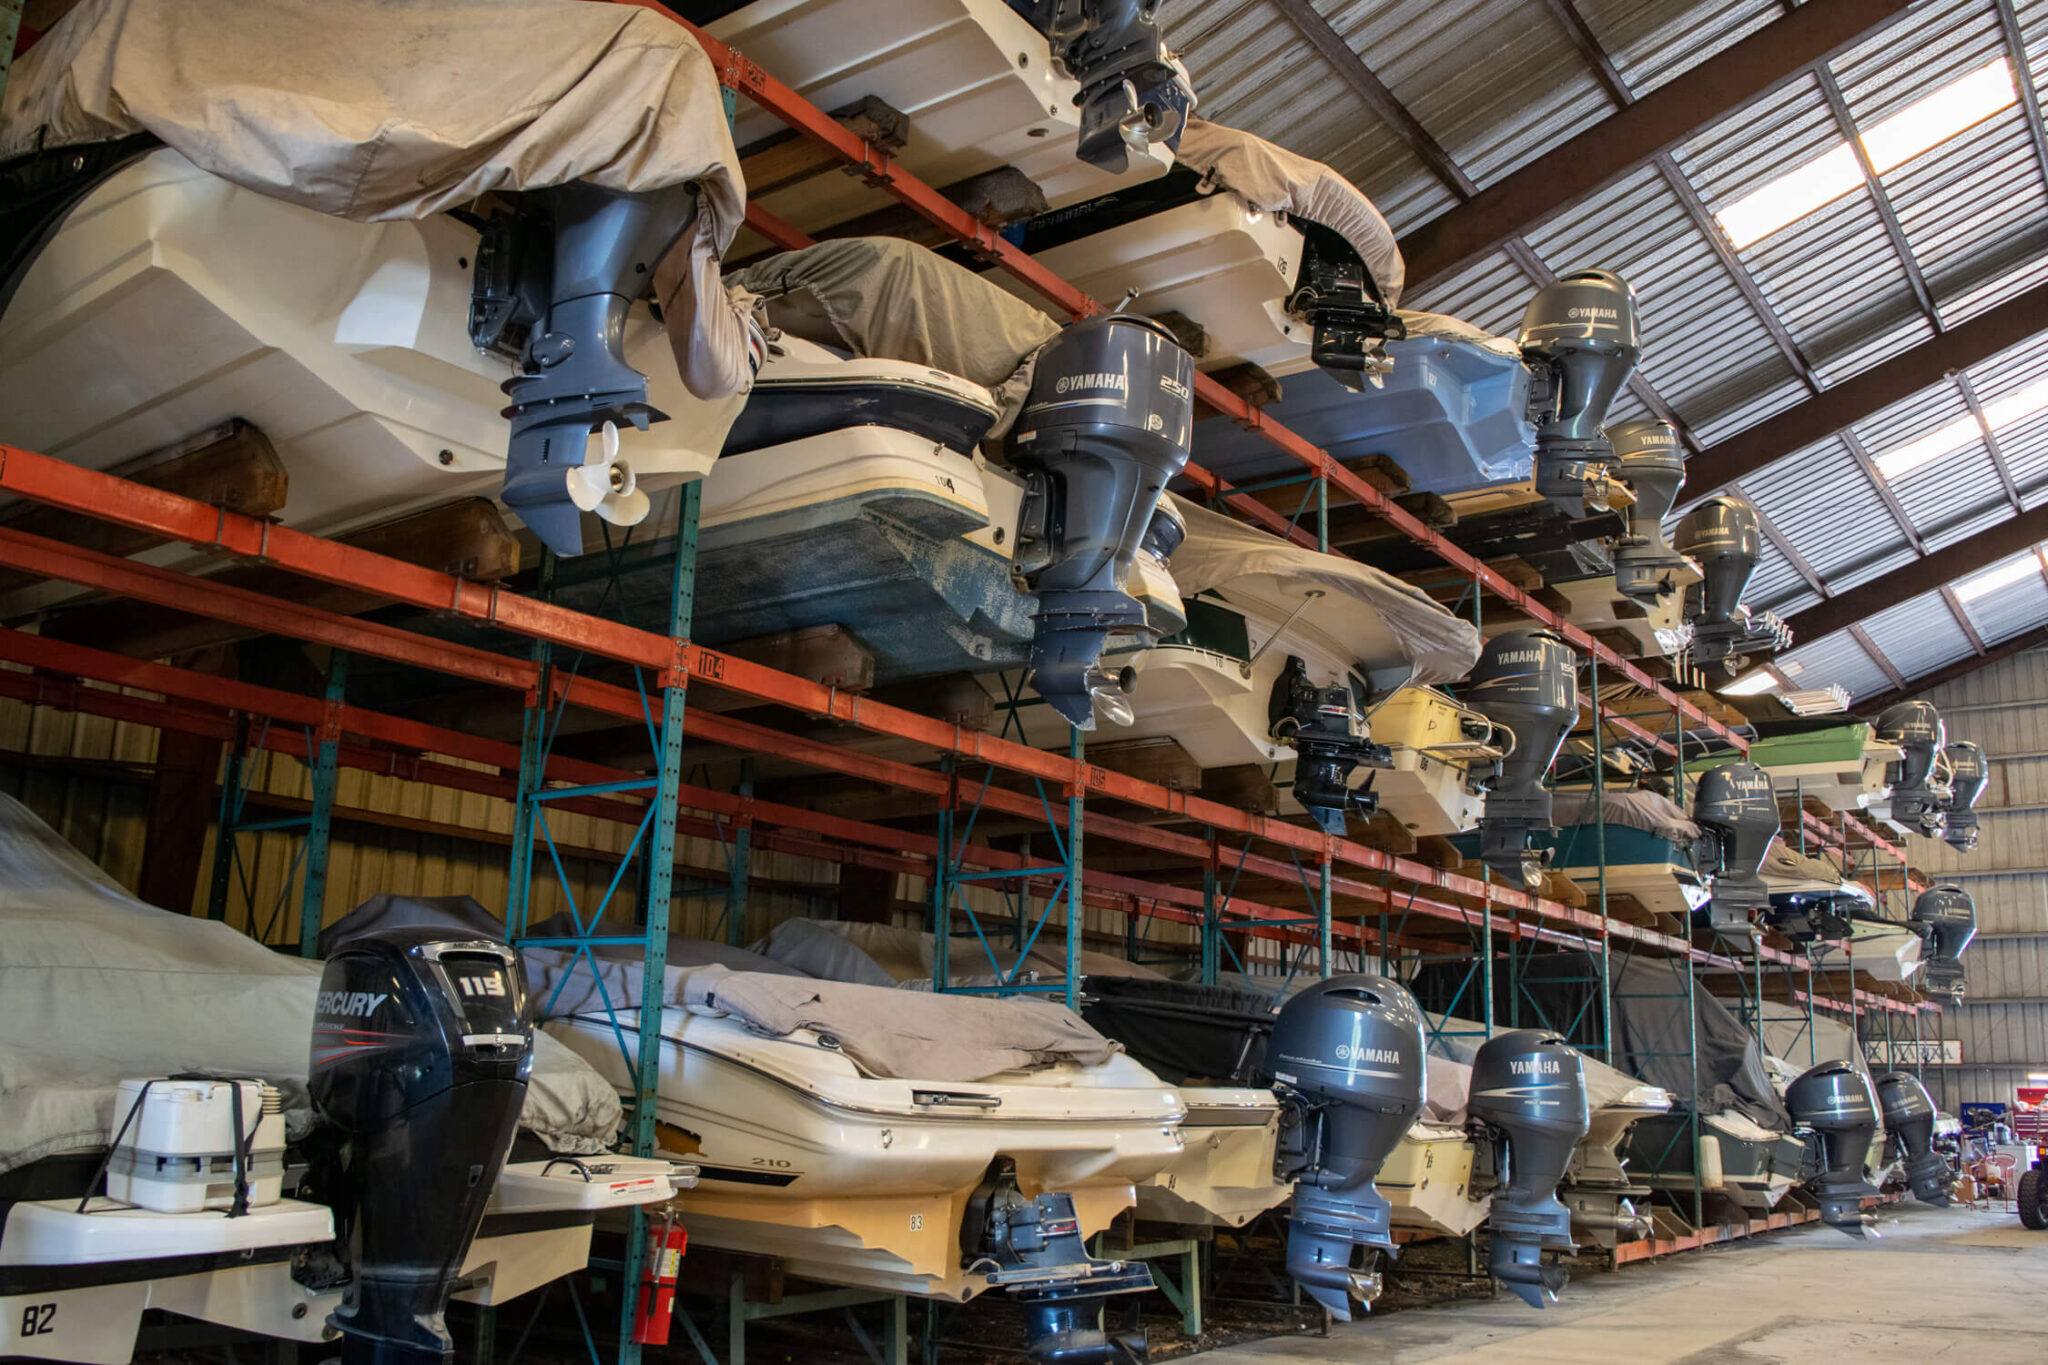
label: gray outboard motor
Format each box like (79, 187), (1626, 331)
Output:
(1269, 658), (1391, 835)
(1694, 761), (1781, 940)
(1014, 313), (1195, 729)
(1674, 496), (1792, 672)
(1941, 739), (1987, 852)
(1023, 0), (1196, 173)
(1517, 269), (1641, 517)
(1876, 700), (1947, 836)
(1467, 1031), (1590, 1307)
(1875, 1071), (1955, 1205)
(1910, 883), (1976, 1000)
(1263, 975), (1427, 1322)
(1465, 629), (1579, 888)
(306, 930), (532, 1365)
(1785, 1060), (1880, 1235)
(470, 182), (699, 557)
(1607, 418), (1689, 604)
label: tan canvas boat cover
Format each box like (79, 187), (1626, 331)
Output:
(1398, 310), (1525, 357)
(0, 0), (756, 399)
(757, 918), (1165, 989)
(1174, 119), (1405, 306)
(1761, 842), (1871, 902)
(1550, 788), (1700, 843)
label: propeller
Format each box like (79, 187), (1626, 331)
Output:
(566, 421), (652, 528)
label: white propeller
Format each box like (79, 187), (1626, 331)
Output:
(566, 421), (652, 528)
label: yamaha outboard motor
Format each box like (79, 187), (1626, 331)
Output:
(1263, 975), (1426, 1321)
(1910, 883), (1976, 1001)
(1876, 700), (1947, 836)
(470, 183), (700, 557)
(1014, 313), (1195, 729)
(1517, 269), (1641, 517)
(1875, 1070), (1954, 1205)
(1941, 739), (1987, 852)
(1674, 496), (1792, 672)
(1269, 657), (1391, 835)
(1606, 418), (1689, 603)
(1467, 1031), (1590, 1307)
(307, 930), (533, 1365)
(1785, 1060), (1880, 1235)
(1465, 629), (1579, 888)
(1023, 0), (1196, 172)
(1694, 761), (1781, 940)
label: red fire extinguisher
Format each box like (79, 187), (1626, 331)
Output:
(632, 1207), (688, 1346)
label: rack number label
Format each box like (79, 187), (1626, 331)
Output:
(909, 1213), (924, 1231)
(21, 1304), (56, 1337)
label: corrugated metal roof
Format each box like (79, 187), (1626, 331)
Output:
(1858, 590), (1979, 678)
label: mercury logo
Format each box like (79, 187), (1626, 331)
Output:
(1335, 1044), (1401, 1064)
(1510, 1058), (1562, 1075)
(1054, 371), (1128, 395)
(1568, 307), (1619, 320)
(318, 990), (389, 1019)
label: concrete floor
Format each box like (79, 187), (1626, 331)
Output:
(1202, 1202), (2044, 1363)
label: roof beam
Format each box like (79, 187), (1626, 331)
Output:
(1853, 625), (2048, 715)
(1781, 503), (2048, 646)
(1395, 0), (1911, 289)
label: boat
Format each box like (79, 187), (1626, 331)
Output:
(1735, 722), (1902, 818)
(1758, 843), (1873, 946)
(1621, 1108), (1806, 1217)
(1538, 787), (1709, 927)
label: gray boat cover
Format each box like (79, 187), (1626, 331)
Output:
(1165, 494), (1481, 687)
(0, 795), (622, 1173)
(757, 918), (1165, 989)
(1760, 842), (1869, 899)
(1396, 311), (1524, 357)
(317, 892), (505, 958)
(1550, 788), (1700, 842)
(1421, 1013), (1670, 1123)
(680, 966), (1121, 1082)
(1, 0), (757, 401)
(1174, 119), (1405, 306)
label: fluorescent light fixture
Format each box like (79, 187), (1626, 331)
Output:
(1876, 373), (2048, 480)
(2031, 1071), (2048, 1082)
(1716, 58), (2017, 248)
(1781, 686), (1851, 716)
(1720, 669), (1781, 696)
(1955, 552), (2044, 602)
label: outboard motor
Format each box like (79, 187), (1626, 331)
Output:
(1876, 700), (1947, 836)
(1785, 1060), (1880, 1235)
(470, 183), (700, 557)
(1286, 222), (1406, 391)
(1263, 975), (1427, 1321)
(1269, 657), (1391, 835)
(1606, 418), (1689, 604)
(1941, 739), (1987, 852)
(1694, 761), (1781, 940)
(1910, 883), (1976, 1000)
(1517, 269), (1641, 517)
(1465, 629), (1579, 888)
(1024, 0), (1197, 173)
(1467, 1031), (1590, 1307)
(307, 930), (533, 1365)
(1674, 496), (1792, 672)
(1014, 313), (1195, 729)
(1874, 1071), (1954, 1205)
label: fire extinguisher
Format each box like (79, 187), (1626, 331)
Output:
(632, 1206), (688, 1346)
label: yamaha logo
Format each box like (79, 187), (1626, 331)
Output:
(1568, 306), (1619, 320)
(1054, 371), (1128, 395)
(1510, 1058), (1562, 1075)
(1335, 1044), (1401, 1064)
(1491, 649), (1543, 665)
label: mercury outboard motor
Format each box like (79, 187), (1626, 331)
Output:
(1875, 1071), (1954, 1206)
(1263, 975), (1427, 1321)
(307, 930), (533, 1365)
(1607, 418), (1689, 604)
(1467, 1031), (1590, 1306)
(1023, 0), (1196, 173)
(1694, 761), (1781, 940)
(1269, 657), (1391, 835)
(1015, 313), (1195, 729)
(1517, 269), (1641, 517)
(1465, 629), (1579, 888)
(1910, 883), (1976, 1000)
(1876, 700), (1947, 836)
(470, 182), (700, 557)
(1941, 739), (1987, 852)
(1674, 495), (1792, 672)
(1785, 1060), (1880, 1235)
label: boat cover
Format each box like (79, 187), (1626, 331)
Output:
(1397, 311), (1523, 357)
(757, 918), (1165, 989)
(1078, 977), (1279, 1085)
(1165, 494), (1482, 687)
(1421, 1013), (1669, 1121)
(1173, 119), (1405, 305)
(1550, 789), (1700, 843)
(0, 0), (756, 400)
(0, 794), (622, 1173)
(1760, 842), (1866, 894)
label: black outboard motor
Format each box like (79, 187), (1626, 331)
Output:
(470, 183), (699, 557)
(1674, 496), (1792, 672)
(1263, 975), (1427, 1321)
(1875, 1070), (1954, 1205)
(1876, 700), (1947, 837)
(1785, 1060), (1880, 1235)
(1269, 657), (1391, 835)
(1465, 629), (1579, 888)
(307, 930), (533, 1365)
(1286, 223), (1406, 391)
(1694, 761), (1781, 940)
(1606, 418), (1689, 604)
(1910, 883), (1976, 1000)
(1517, 270), (1641, 517)
(1014, 313), (1195, 729)
(1023, 0), (1196, 173)
(1941, 739), (1987, 852)
(1467, 1031), (1589, 1307)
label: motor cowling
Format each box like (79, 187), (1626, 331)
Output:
(307, 930), (533, 1365)
(1785, 1060), (1880, 1235)
(1467, 1032), (1588, 1307)
(1874, 1071), (1954, 1206)
(1942, 739), (1987, 853)
(1262, 976), (1427, 1322)
(1674, 496), (1791, 672)
(1606, 418), (1689, 603)
(1876, 701), (1947, 837)
(1695, 761), (1781, 940)
(1910, 883), (1976, 1000)
(1014, 313), (1194, 730)
(1269, 657), (1391, 835)
(1464, 629), (1579, 889)
(1517, 270), (1641, 517)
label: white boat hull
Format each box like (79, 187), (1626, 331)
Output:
(1380, 1125), (1488, 1238)
(1132, 1090), (1288, 1229)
